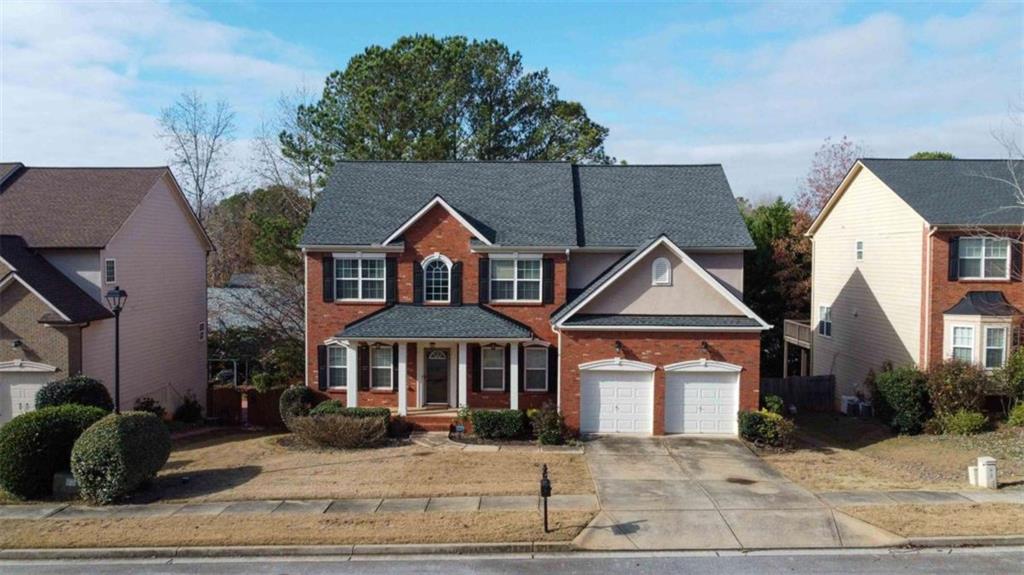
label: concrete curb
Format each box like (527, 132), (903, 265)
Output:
(0, 541), (575, 561)
(907, 535), (1024, 548)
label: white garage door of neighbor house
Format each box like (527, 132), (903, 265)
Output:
(665, 371), (739, 435)
(580, 371), (653, 434)
(0, 373), (50, 426)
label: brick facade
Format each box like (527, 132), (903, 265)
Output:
(559, 330), (761, 435)
(924, 230), (1024, 368)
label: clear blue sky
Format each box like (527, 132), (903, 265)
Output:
(3, 1), (1020, 199)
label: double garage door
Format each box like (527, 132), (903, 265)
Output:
(580, 369), (738, 435)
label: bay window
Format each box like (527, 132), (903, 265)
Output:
(985, 326), (1007, 369)
(951, 326), (974, 362)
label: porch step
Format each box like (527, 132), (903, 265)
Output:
(399, 407), (460, 433)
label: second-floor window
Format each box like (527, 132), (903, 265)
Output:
(335, 256), (385, 301)
(855, 240), (864, 261)
(423, 256), (451, 303)
(491, 256), (541, 302)
(959, 237), (1009, 280)
(818, 306), (832, 337)
(104, 258), (116, 283)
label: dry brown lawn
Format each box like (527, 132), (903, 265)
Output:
(142, 430), (593, 503)
(759, 414), (1024, 492)
(841, 504), (1024, 537)
(0, 511), (593, 548)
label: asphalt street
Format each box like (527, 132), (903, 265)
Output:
(2, 548), (1022, 575)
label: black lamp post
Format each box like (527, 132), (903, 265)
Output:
(104, 286), (127, 414)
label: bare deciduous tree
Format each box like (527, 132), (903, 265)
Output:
(795, 136), (866, 216)
(159, 91), (237, 223)
(250, 87), (324, 216)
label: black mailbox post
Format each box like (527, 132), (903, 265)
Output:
(540, 464), (552, 533)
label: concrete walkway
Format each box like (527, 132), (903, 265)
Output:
(410, 432), (584, 453)
(575, 436), (906, 550)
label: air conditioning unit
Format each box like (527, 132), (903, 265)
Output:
(840, 396), (860, 415)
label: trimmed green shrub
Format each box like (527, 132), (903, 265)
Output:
(873, 366), (930, 434)
(279, 385), (317, 430)
(471, 409), (527, 440)
(132, 396), (166, 419)
(926, 359), (988, 417)
(762, 394), (785, 416)
(0, 405), (107, 499)
(993, 347), (1024, 405)
(70, 411), (171, 504)
(738, 410), (794, 447)
(173, 391), (203, 423)
(35, 376), (113, 412)
(528, 403), (566, 445)
(1008, 403), (1024, 427)
(933, 410), (988, 435)
(290, 415), (389, 449)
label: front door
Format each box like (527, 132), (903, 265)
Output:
(425, 348), (449, 404)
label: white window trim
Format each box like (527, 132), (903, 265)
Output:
(984, 326), (1008, 369)
(480, 346), (506, 391)
(951, 324), (975, 362)
(370, 345), (394, 390)
(523, 347), (548, 392)
(334, 253), (386, 302)
(422, 253), (452, 303)
(958, 237), (1011, 280)
(651, 257), (672, 286)
(489, 253), (542, 303)
(854, 240), (864, 262)
(104, 258), (116, 284)
(818, 305), (832, 338)
(326, 345), (348, 389)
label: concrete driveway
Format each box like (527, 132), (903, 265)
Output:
(575, 435), (903, 551)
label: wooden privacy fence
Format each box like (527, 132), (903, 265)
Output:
(205, 386), (286, 428)
(760, 375), (835, 412)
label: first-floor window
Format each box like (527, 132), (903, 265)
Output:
(481, 346), (505, 391)
(985, 327), (1007, 369)
(952, 326), (974, 362)
(818, 306), (832, 337)
(370, 346), (393, 389)
(328, 346), (347, 388)
(524, 347), (548, 392)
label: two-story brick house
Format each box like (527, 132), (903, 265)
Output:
(301, 162), (769, 435)
(806, 158), (1023, 406)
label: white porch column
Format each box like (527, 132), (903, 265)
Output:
(458, 342), (468, 407)
(346, 345), (358, 407)
(509, 342), (519, 410)
(397, 342), (408, 416)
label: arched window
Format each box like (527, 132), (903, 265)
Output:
(652, 257), (672, 286)
(423, 255), (451, 302)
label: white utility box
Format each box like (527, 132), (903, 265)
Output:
(968, 466), (978, 486)
(976, 457), (998, 489)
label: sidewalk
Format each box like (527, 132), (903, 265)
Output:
(819, 490), (1023, 506)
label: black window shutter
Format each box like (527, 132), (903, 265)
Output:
(451, 262), (463, 305)
(517, 346), (525, 392)
(471, 344), (481, 392)
(542, 258), (555, 304)
(478, 257), (490, 303)
(322, 256), (334, 302)
(948, 237), (960, 281)
(1012, 241), (1023, 282)
(317, 345), (328, 391)
(504, 344), (511, 391)
(385, 258), (397, 303)
(358, 345), (370, 390)
(413, 262), (424, 304)
(392, 343), (399, 390)
(547, 346), (558, 394)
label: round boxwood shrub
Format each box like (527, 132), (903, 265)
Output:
(934, 409), (988, 435)
(470, 409), (528, 440)
(35, 376), (113, 412)
(0, 405), (107, 499)
(70, 411), (171, 504)
(738, 410), (794, 447)
(873, 366), (930, 434)
(926, 359), (987, 417)
(279, 385), (318, 430)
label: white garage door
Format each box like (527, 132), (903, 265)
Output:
(0, 373), (51, 426)
(580, 371), (653, 434)
(665, 371), (739, 434)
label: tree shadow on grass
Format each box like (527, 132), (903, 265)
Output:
(130, 466), (263, 503)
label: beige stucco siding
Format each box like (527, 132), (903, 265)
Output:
(568, 252), (623, 289)
(569, 250), (744, 297)
(811, 167), (926, 402)
(579, 245), (745, 316)
(81, 175), (208, 411)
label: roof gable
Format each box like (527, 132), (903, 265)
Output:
(382, 195), (493, 246)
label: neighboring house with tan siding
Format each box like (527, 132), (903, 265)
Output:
(0, 163), (213, 424)
(806, 159), (1023, 408)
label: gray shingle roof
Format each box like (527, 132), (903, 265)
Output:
(861, 159), (1024, 226)
(1, 235), (112, 323)
(339, 304), (533, 339)
(561, 314), (763, 328)
(302, 162), (752, 249)
(943, 291), (1021, 317)
(302, 162), (578, 247)
(576, 165), (754, 248)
